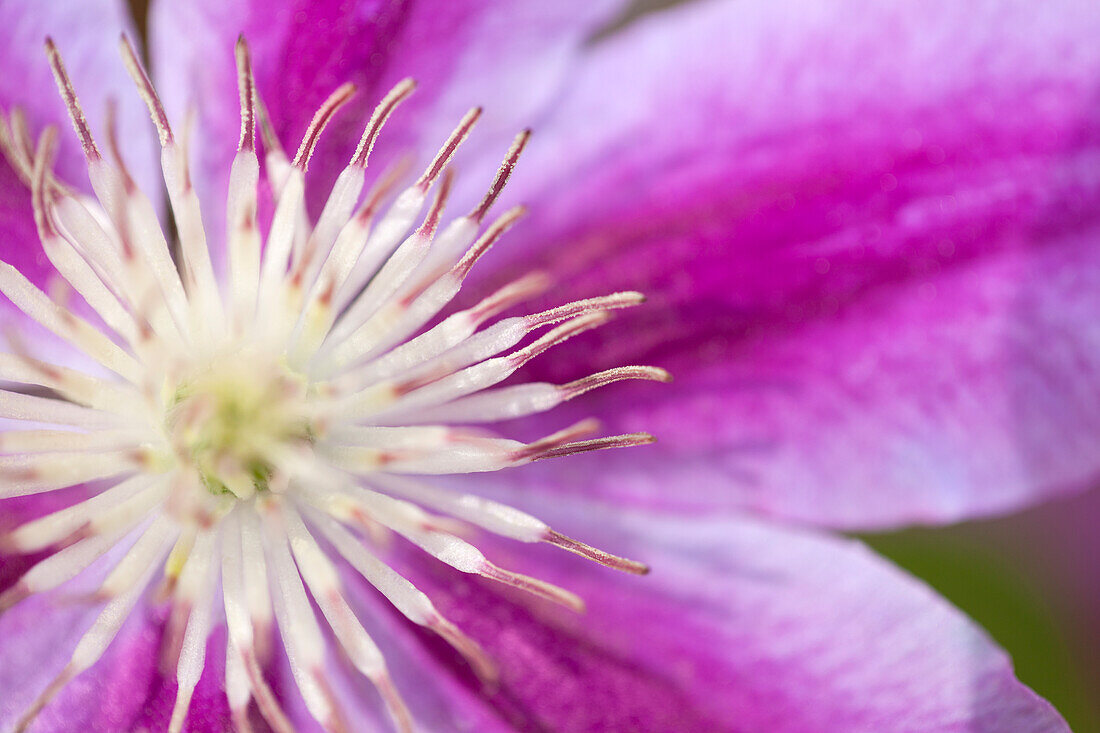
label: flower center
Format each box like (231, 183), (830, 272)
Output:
(0, 33), (667, 733)
(166, 353), (312, 499)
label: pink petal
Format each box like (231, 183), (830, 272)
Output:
(349, 501), (1067, 732)
(476, 0), (1100, 528)
(0, 600), (231, 733)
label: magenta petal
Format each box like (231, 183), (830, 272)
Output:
(356, 503), (1067, 732)
(149, 0), (627, 256)
(0, 599), (231, 733)
(475, 0), (1100, 528)
(0, 514), (226, 731)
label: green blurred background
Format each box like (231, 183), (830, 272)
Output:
(127, 0), (1100, 729)
(862, 486), (1100, 732)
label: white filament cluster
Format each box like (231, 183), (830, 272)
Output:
(0, 36), (667, 733)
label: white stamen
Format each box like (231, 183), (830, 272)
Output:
(1, 36), (664, 732)
(169, 529), (219, 733)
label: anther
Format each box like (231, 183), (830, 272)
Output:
(560, 366), (673, 400)
(452, 205), (526, 280)
(416, 107), (481, 191)
(510, 312), (611, 368)
(235, 36), (256, 152)
(543, 530), (650, 575)
(526, 292), (646, 329)
(471, 129), (531, 223)
(30, 127), (59, 240)
(119, 34), (174, 146)
(292, 83), (357, 170)
(44, 38), (100, 160)
(351, 78), (416, 168)
(416, 167), (455, 238)
(532, 432), (657, 462)
(480, 562), (585, 612)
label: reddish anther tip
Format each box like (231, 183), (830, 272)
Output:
(480, 562), (586, 613)
(453, 205), (527, 280)
(527, 291), (647, 329)
(416, 167), (456, 237)
(30, 127), (59, 239)
(44, 37), (101, 160)
(560, 365), (673, 401)
(512, 312), (611, 367)
(533, 432), (656, 462)
(119, 34), (174, 146)
(235, 36), (256, 152)
(292, 83), (356, 170)
(543, 529), (650, 575)
(513, 419), (601, 462)
(352, 77), (417, 168)
(416, 107), (482, 191)
(471, 128), (532, 223)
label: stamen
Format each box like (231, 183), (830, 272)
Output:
(417, 166), (454, 238)
(509, 312), (610, 368)
(479, 563), (585, 612)
(351, 78), (416, 168)
(292, 83), (356, 171)
(451, 204), (526, 280)
(416, 107), (481, 191)
(103, 98), (137, 194)
(527, 291), (646, 328)
(44, 37), (100, 160)
(0, 34), (668, 732)
(235, 36), (256, 152)
(255, 89), (284, 159)
(6, 475), (161, 552)
(225, 638), (254, 733)
(169, 531), (219, 733)
(262, 509), (336, 727)
(471, 129), (531, 223)
(531, 432), (657, 461)
(306, 506), (497, 679)
(0, 390), (135, 431)
(543, 530), (650, 575)
(283, 507), (414, 731)
(14, 519), (174, 732)
(118, 34), (173, 145)
(290, 78), (416, 287)
(0, 113), (32, 184)
(560, 365), (673, 399)
(227, 41), (262, 325)
(33, 127), (144, 347)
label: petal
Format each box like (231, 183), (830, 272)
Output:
(0, 593), (231, 732)
(358, 501), (1067, 732)
(148, 0), (627, 253)
(476, 0), (1100, 528)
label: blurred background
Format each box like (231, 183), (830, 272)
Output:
(125, 0), (1100, 729)
(862, 486), (1100, 731)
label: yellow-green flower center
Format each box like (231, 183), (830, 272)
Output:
(166, 356), (312, 499)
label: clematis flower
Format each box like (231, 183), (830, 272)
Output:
(0, 0), (1093, 731)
